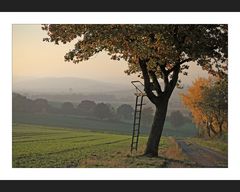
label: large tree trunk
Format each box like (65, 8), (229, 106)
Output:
(144, 100), (169, 157)
(138, 58), (180, 157)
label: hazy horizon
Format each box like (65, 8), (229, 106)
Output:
(13, 24), (209, 89)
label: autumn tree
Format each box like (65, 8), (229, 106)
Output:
(198, 76), (228, 136)
(181, 78), (211, 137)
(43, 24), (227, 157)
(181, 77), (227, 137)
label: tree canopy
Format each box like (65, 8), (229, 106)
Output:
(117, 104), (134, 120)
(181, 76), (228, 137)
(42, 24), (227, 105)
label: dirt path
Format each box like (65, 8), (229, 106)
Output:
(176, 140), (227, 168)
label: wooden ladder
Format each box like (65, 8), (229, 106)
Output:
(130, 81), (146, 153)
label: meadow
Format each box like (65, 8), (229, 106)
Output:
(13, 112), (197, 137)
(12, 113), (226, 168)
(13, 124), (196, 168)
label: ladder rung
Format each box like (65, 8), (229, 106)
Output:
(136, 103), (146, 106)
(131, 93), (145, 153)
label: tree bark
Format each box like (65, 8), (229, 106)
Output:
(219, 121), (223, 136)
(139, 58), (181, 157)
(207, 121), (211, 138)
(144, 100), (169, 157)
(209, 123), (218, 136)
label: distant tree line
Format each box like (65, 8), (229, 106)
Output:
(13, 93), (134, 121)
(13, 92), (192, 129)
(13, 93), (50, 113)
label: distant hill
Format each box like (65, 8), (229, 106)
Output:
(13, 77), (191, 116)
(13, 77), (130, 93)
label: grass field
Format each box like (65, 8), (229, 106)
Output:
(13, 124), (195, 168)
(13, 112), (197, 137)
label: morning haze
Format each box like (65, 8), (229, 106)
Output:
(13, 24), (208, 92)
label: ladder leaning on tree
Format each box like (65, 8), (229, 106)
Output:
(130, 81), (147, 153)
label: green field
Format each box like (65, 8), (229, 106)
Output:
(13, 124), (195, 168)
(13, 112), (197, 137)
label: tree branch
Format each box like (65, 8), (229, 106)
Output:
(159, 64), (169, 92)
(166, 58), (192, 75)
(167, 64), (180, 97)
(139, 59), (159, 105)
(149, 70), (162, 96)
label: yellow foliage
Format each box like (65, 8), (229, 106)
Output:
(181, 77), (210, 127)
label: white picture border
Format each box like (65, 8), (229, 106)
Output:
(0, 12), (239, 180)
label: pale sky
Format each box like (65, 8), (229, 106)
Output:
(13, 24), (209, 85)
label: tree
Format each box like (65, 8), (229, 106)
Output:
(116, 104), (134, 120)
(61, 102), (75, 114)
(33, 98), (49, 113)
(181, 77), (227, 137)
(12, 93), (33, 113)
(181, 78), (212, 137)
(93, 103), (113, 120)
(198, 76), (228, 136)
(169, 110), (186, 128)
(43, 24), (227, 157)
(77, 100), (96, 116)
